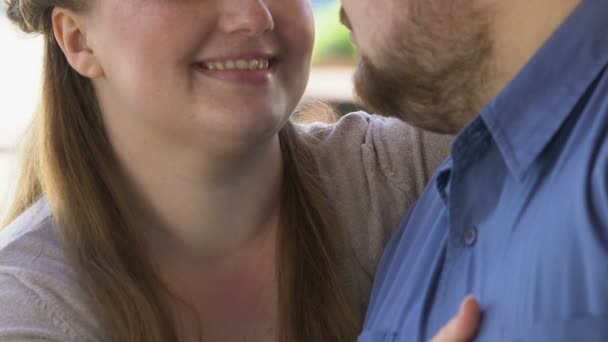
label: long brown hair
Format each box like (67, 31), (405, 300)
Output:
(3, 0), (359, 341)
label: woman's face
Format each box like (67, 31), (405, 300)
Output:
(83, 0), (314, 148)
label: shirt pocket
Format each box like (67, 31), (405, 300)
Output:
(479, 315), (608, 342)
(357, 329), (399, 342)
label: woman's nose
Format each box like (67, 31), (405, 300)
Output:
(219, 0), (275, 37)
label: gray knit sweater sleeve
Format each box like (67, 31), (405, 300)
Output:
(299, 111), (453, 316)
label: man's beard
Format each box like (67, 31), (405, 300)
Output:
(354, 1), (494, 134)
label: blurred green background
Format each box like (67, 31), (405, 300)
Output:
(312, 0), (357, 65)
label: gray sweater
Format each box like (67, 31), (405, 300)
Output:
(0, 112), (452, 341)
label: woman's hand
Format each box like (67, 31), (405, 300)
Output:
(431, 296), (481, 342)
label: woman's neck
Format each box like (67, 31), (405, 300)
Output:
(112, 126), (284, 262)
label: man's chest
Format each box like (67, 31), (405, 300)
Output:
(363, 175), (608, 342)
(429, 206), (608, 341)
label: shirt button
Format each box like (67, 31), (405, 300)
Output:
(464, 227), (478, 246)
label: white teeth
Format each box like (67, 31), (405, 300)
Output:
(203, 58), (271, 71)
(235, 59), (249, 70)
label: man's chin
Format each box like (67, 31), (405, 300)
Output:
(353, 58), (471, 135)
(353, 58), (401, 117)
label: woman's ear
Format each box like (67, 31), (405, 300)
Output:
(52, 7), (104, 78)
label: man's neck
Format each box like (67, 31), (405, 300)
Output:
(481, 0), (583, 111)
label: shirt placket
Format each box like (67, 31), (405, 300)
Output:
(426, 119), (492, 339)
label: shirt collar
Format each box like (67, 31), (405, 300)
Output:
(480, 0), (608, 180)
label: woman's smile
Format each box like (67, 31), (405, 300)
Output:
(194, 53), (279, 84)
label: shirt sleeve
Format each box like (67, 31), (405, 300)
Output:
(0, 273), (76, 341)
(0, 211), (104, 342)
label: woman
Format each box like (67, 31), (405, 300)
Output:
(0, 0), (478, 341)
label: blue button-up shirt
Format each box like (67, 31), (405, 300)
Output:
(360, 1), (608, 341)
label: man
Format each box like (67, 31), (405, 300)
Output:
(339, 0), (608, 340)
